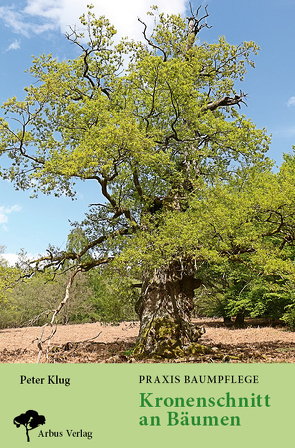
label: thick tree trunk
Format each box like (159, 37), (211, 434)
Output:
(133, 260), (207, 359)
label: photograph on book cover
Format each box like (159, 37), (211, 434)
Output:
(0, 0), (294, 446)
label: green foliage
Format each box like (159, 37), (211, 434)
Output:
(204, 276), (291, 322)
(87, 268), (139, 323)
(117, 154), (295, 322)
(282, 305), (295, 329)
(1, 5), (294, 328)
(0, 271), (93, 328)
(0, 266), (138, 329)
(0, 6), (269, 204)
(115, 157), (295, 270)
(0, 248), (19, 305)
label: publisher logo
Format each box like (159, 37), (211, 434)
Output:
(13, 410), (46, 442)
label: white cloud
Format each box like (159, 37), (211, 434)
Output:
(6, 39), (20, 51)
(287, 96), (295, 107)
(0, 204), (22, 227)
(0, 5), (55, 37)
(0, 0), (188, 41)
(1, 251), (45, 266)
(1, 253), (19, 266)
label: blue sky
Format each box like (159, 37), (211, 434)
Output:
(1, 0), (295, 264)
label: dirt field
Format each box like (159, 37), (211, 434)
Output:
(0, 318), (295, 363)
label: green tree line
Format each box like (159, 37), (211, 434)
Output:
(0, 257), (138, 329)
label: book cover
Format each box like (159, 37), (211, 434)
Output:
(1, 1), (294, 447)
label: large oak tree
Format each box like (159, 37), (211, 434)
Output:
(2, 5), (289, 358)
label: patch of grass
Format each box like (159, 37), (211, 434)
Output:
(123, 346), (135, 356)
(276, 347), (295, 352)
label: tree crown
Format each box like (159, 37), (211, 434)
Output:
(0, 5), (272, 275)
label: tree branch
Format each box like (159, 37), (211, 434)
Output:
(166, 81), (181, 141)
(133, 168), (144, 199)
(186, 4), (212, 52)
(36, 266), (82, 362)
(203, 91), (248, 111)
(138, 17), (168, 62)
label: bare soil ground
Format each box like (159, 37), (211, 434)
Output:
(0, 318), (295, 363)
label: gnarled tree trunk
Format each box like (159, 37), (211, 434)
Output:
(133, 260), (206, 358)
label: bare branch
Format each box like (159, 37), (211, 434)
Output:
(186, 4), (212, 52)
(54, 331), (103, 353)
(138, 17), (167, 62)
(82, 50), (96, 89)
(204, 91), (248, 112)
(65, 27), (111, 100)
(36, 267), (82, 362)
